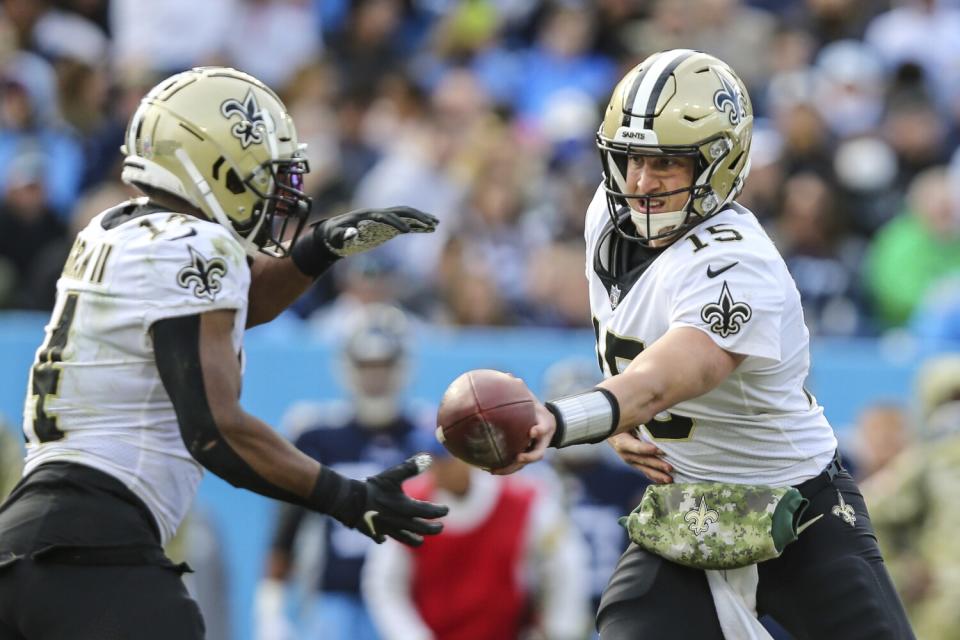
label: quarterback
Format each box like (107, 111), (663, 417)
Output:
(500, 50), (914, 639)
(0, 67), (447, 639)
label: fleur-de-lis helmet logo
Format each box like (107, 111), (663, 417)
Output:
(713, 69), (747, 126)
(220, 89), (267, 148)
(684, 497), (720, 536)
(700, 281), (752, 338)
(177, 246), (228, 301)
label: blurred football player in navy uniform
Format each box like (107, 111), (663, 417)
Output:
(0, 67), (446, 640)
(257, 304), (431, 640)
(491, 50), (913, 640)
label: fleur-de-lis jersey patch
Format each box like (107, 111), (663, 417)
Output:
(177, 246), (227, 301)
(684, 497), (720, 535)
(220, 89), (266, 148)
(831, 490), (857, 527)
(700, 281), (752, 338)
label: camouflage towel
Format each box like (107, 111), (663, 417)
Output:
(619, 482), (808, 570)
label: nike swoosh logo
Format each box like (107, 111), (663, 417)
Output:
(797, 513), (824, 535)
(363, 510), (379, 537)
(166, 228), (198, 241)
(706, 261), (738, 278)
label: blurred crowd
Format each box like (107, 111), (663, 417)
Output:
(1, 0), (960, 341)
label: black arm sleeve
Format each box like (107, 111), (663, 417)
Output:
(151, 314), (312, 507)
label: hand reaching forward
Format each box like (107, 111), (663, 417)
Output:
(320, 206), (438, 257)
(348, 454), (449, 546)
(607, 430), (674, 484)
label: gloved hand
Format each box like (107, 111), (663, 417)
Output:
(291, 206), (438, 276)
(320, 206), (438, 257)
(333, 454), (449, 546)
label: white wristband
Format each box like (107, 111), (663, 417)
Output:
(546, 389), (620, 448)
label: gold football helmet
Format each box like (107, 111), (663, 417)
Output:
(597, 49), (753, 243)
(121, 67), (311, 256)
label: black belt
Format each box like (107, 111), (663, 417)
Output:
(794, 450), (843, 500)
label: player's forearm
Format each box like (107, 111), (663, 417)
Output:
(153, 313), (358, 512)
(598, 368), (670, 436)
(246, 254), (319, 328)
(179, 400), (366, 526)
(172, 390), (326, 505)
(601, 327), (742, 435)
(599, 361), (705, 434)
(215, 409), (321, 497)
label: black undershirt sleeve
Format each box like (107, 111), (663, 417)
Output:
(151, 314), (312, 507)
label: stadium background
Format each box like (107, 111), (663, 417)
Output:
(0, 0), (958, 638)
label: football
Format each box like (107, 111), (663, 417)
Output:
(435, 369), (537, 470)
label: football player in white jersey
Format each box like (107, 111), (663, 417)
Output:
(494, 50), (914, 639)
(0, 67), (447, 640)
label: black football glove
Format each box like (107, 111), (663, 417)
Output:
(320, 206), (438, 257)
(291, 206), (438, 277)
(332, 454), (448, 546)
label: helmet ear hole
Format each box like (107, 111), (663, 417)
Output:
(727, 151), (744, 171)
(224, 168), (246, 195)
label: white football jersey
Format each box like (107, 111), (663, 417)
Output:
(21, 199), (250, 543)
(585, 187), (837, 486)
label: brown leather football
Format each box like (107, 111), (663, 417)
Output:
(435, 369), (537, 470)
